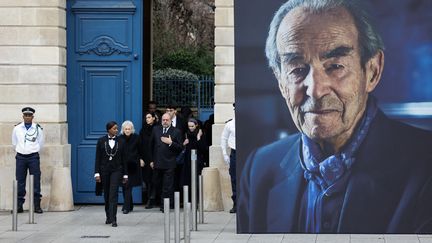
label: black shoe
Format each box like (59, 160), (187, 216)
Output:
(11, 206), (24, 214)
(112, 221), (117, 227)
(160, 207), (164, 213)
(229, 207), (236, 213)
(105, 219), (112, 224)
(145, 204), (154, 209)
(35, 207), (43, 214)
(123, 210), (129, 214)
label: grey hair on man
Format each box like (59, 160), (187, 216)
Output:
(265, 0), (384, 76)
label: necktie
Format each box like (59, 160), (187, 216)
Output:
(163, 128), (167, 134)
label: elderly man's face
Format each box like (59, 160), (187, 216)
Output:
(275, 7), (382, 150)
(161, 113), (172, 128)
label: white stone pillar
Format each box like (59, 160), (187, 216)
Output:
(0, 0), (72, 211)
(203, 0), (235, 211)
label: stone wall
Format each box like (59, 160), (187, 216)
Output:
(206, 0), (235, 211)
(0, 0), (73, 211)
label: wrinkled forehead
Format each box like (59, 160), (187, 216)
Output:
(276, 6), (359, 57)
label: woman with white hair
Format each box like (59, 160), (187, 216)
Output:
(119, 120), (143, 214)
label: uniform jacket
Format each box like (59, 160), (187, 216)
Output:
(238, 110), (432, 234)
(150, 125), (183, 169)
(12, 122), (44, 154)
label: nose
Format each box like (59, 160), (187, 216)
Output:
(304, 67), (331, 99)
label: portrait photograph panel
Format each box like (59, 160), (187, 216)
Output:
(235, 0), (432, 234)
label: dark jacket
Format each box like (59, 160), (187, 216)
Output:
(94, 135), (127, 195)
(238, 110), (432, 234)
(150, 125), (183, 169)
(94, 135), (127, 176)
(120, 133), (142, 187)
(139, 123), (156, 182)
(181, 130), (209, 186)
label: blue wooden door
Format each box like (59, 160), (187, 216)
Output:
(67, 0), (143, 203)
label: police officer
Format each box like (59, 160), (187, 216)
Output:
(11, 107), (44, 213)
(221, 103), (236, 213)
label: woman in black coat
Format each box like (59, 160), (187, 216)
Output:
(119, 120), (142, 214)
(94, 121), (127, 227)
(139, 112), (158, 208)
(181, 118), (208, 200)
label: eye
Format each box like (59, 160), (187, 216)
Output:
(327, 63), (344, 71)
(289, 66), (310, 80)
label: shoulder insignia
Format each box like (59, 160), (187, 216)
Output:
(36, 124), (43, 130)
(225, 118), (233, 123)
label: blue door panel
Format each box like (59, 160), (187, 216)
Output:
(67, 0), (143, 203)
(76, 15), (133, 56)
(76, 146), (96, 192)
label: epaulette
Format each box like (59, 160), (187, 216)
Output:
(36, 123), (43, 130)
(225, 118), (232, 123)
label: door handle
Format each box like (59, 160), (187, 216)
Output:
(134, 54), (139, 60)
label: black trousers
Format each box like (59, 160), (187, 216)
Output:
(122, 182), (134, 211)
(152, 168), (175, 207)
(15, 153), (42, 207)
(101, 170), (121, 222)
(229, 149), (236, 206)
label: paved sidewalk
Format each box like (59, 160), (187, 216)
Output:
(0, 205), (431, 243)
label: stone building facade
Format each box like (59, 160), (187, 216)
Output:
(0, 0), (73, 210)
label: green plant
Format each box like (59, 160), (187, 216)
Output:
(154, 48), (214, 76)
(153, 68), (199, 81)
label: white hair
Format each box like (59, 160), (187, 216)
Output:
(121, 120), (135, 134)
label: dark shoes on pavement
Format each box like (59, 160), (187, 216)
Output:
(145, 200), (155, 209)
(122, 209), (129, 214)
(145, 204), (154, 209)
(11, 206), (41, 214)
(35, 207), (43, 214)
(105, 219), (117, 227)
(229, 207), (236, 213)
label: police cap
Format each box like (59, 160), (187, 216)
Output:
(22, 107), (35, 115)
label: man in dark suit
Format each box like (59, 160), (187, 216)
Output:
(149, 113), (183, 211)
(238, 0), (432, 233)
(166, 104), (187, 139)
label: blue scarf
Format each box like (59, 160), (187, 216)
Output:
(301, 97), (378, 232)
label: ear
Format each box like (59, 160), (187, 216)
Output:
(365, 50), (384, 93)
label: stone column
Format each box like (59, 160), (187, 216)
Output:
(0, 0), (73, 211)
(204, 0), (235, 211)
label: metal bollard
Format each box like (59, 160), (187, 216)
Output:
(174, 192), (180, 243)
(183, 186), (188, 241)
(164, 198), (170, 243)
(199, 175), (204, 224)
(12, 180), (18, 231)
(191, 149), (197, 231)
(185, 202), (191, 243)
(29, 175), (34, 224)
